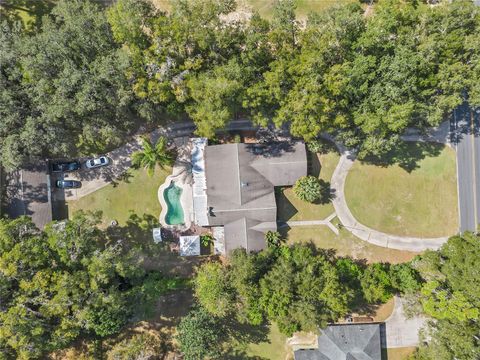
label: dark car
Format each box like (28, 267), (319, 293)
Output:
(55, 180), (82, 189)
(51, 160), (81, 173)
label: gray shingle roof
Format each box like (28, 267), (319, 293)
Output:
(4, 162), (52, 229)
(204, 141), (307, 253)
(294, 324), (382, 360)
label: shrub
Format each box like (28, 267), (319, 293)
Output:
(200, 233), (214, 247)
(293, 175), (323, 203)
(307, 140), (328, 154)
(265, 230), (283, 247)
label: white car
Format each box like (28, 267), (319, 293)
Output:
(85, 156), (110, 169)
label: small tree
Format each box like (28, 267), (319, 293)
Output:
(293, 176), (323, 203)
(265, 230), (283, 247)
(131, 136), (173, 176)
(360, 263), (393, 303)
(176, 307), (223, 360)
(194, 262), (232, 317)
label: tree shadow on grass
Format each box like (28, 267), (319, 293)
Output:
(311, 179), (335, 205)
(221, 318), (271, 360)
(359, 142), (443, 173)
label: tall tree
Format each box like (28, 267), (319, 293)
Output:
(131, 136), (173, 176)
(0, 213), (169, 359)
(0, 0), (139, 170)
(414, 233), (480, 360)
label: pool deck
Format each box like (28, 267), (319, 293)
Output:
(158, 137), (194, 230)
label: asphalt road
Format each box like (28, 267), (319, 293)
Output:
(452, 103), (479, 233)
(474, 108), (480, 226)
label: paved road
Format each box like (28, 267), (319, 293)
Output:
(452, 103), (479, 233)
(474, 108), (480, 226)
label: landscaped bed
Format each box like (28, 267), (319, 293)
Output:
(68, 166), (170, 226)
(345, 142), (458, 238)
(277, 139), (340, 221)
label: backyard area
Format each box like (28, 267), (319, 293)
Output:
(277, 140), (340, 222)
(345, 142), (458, 238)
(67, 166), (170, 226)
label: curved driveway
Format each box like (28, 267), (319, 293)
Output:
(328, 138), (449, 252)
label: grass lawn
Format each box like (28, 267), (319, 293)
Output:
(68, 166), (169, 226)
(228, 322), (289, 360)
(277, 141), (340, 221)
(241, 0), (356, 19)
(284, 219), (418, 264)
(345, 142), (458, 238)
(152, 0), (356, 20)
(383, 347), (417, 360)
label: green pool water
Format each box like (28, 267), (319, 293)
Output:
(164, 182), (185, 225)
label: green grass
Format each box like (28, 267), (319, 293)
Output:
(277, 141), (340, 221)
(244, 323), (288, 359)
(382, 347), (417, 360)
(152, 0), (356, 20)
(68, 166), (169, 226)
(240, 0), (356, 19)
(284, 218), (418, 264)
(345, 142), (458, 238)
(228, 323), (289, 360)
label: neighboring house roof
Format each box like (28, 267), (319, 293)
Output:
(4, 162), (52, 229)
(294, 324), (382, 360)
(204, 141), (307, 253)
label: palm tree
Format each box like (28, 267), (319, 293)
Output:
(131, 136), (173, 176)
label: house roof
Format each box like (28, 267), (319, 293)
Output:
(204, 141), (307, 253)
(4, 162), (52, 229)
(294, 324), (382, 360)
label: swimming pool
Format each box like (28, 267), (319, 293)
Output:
(163, 182), (185, 225)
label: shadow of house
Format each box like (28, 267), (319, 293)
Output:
(4, 162), (52, 229)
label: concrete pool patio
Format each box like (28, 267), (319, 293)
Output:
(158, 137), (194, 230)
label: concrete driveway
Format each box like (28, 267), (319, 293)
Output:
(383, 296), (426, 348)
(62, 119), (257, 201)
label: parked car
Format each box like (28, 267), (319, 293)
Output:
(85, 156), (110, 169)
(55, 180), (82, 189)
(51, 160), (81, 173)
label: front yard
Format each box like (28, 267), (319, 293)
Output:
(68, 166), (170, 226)
(283, 220), (418, 264)
(345, 142), (458, 237)
(277, 140), (340, 222)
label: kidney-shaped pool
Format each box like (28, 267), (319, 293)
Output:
(163, 181), (185, 225)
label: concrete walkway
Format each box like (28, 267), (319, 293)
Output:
(282, 213), (339, 235)
(383, 296), (426, 348)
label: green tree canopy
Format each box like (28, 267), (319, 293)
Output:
(0, 213), (171, 359)
(131, 136), (174, 176)
(0, 0), (144, 169)
(413, 233), (480, 360)
(176, 307), (223, 360)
